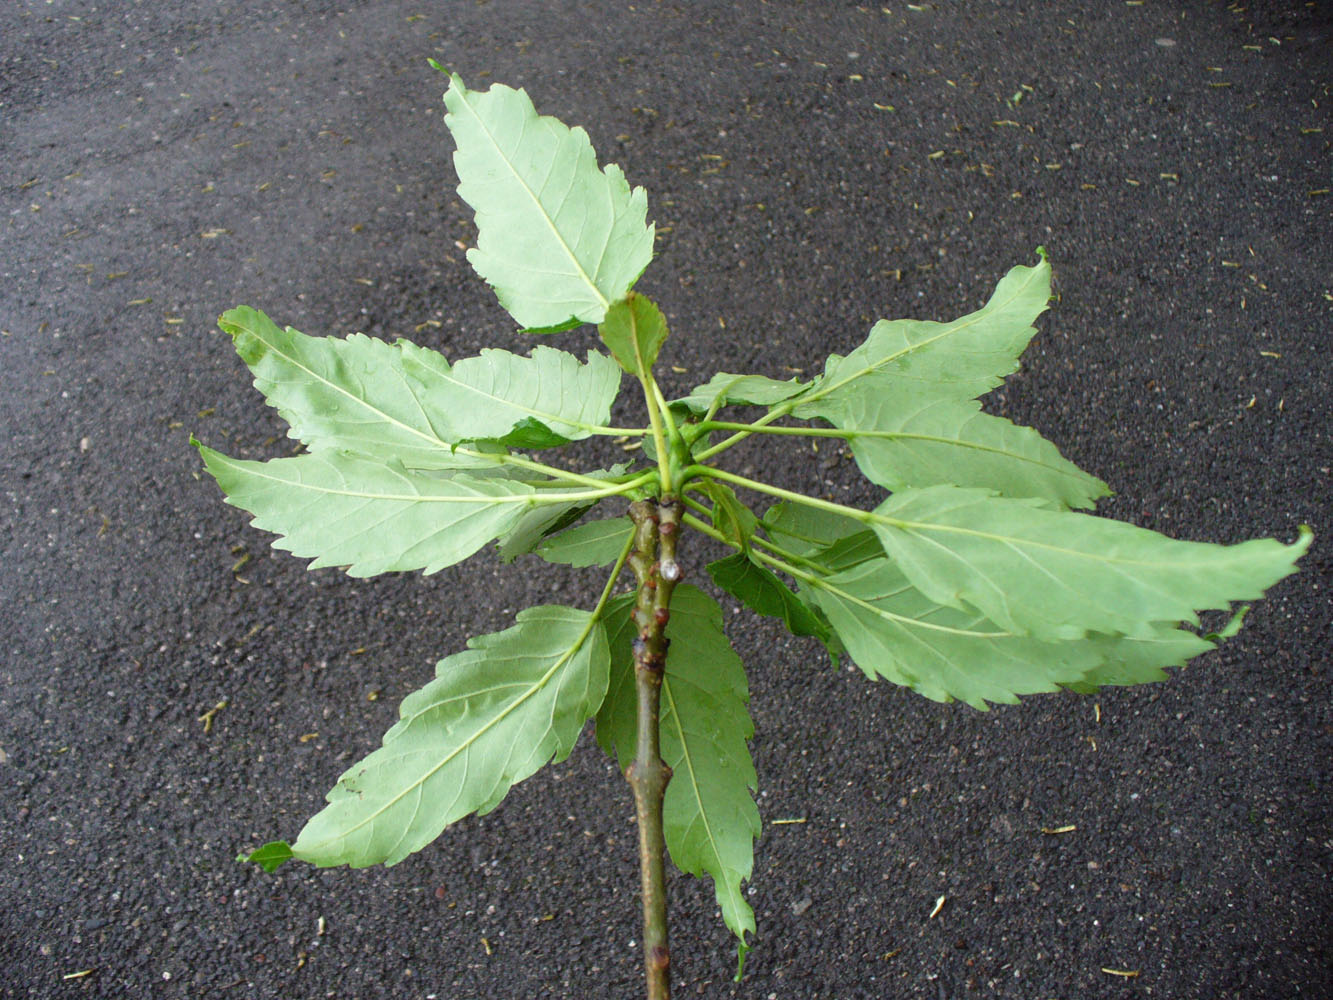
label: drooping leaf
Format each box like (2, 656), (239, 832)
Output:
(400, 342), (621, 447)
(707, 553), (838, 660)
(598, 292), (669, 376)
(672, 372), (813, 415)
(793, 254), (1051, 421)
(284, 604), (609, 868)
(840, 393), (1109, 509)
(596, 587), (760, 946)
(195, 443), (536, 577)
(534, 516), (634, 567)
(443, 74), (655, 332)
(494, 465), (631, 563)
(218, 306), (504, 470)
(872, 485), (1312, 640)
(806, 553), (1214, 708)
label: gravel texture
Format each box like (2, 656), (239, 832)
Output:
(2, 2), (1330, 997)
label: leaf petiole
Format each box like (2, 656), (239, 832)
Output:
(683, 465), (878, 526)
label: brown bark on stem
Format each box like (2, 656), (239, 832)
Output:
(625, 497), (682, 1000)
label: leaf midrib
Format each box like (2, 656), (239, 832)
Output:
(303, 614), (597, 854)
(454, 84), (610, 312)
(661, 676), (746, 919)
(803, 264), (1043, 406)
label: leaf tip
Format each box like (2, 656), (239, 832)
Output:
(426, 57), (449, 76)
(240, 840), (294, 873)
(1203, 604), (1249, 642)
(1034, 244), (1049, 262)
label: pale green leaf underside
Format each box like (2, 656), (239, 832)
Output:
(809, 555), (1213, 708)
(197, 445), (535, 577)
(794, 256), (1050, 420)
(596, 588), (759, 944)
(444, 75), (655, 331)
(672, 372), (813, 415)
(495, 464), (630, 562)
(875, 486), (1311, 640)
(842, 393), (1109, 510)
(400, 342), (622, 446)
(218, 306), (505, 470)
(289, 605), (609, 868)
(535, 516), (634, 567)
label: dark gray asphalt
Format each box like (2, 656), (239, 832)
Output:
(2, 2), (1329, 997)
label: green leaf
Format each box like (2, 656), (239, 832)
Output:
(707, 553), (838, 660)
(702, 481), (760, 549)
(794, 255), (1051, 420)
(400, 342), (622, 447)
(534, 516), (634, 567)
(672, 372), (813, 415)
(196, 443), (536, 577)
(596, 587), (760, 946)
(598, 292), (668, 376)
(240, 840), (294, 872)
(443, 74), (655, 331)
(872, 486), (1312, 640)
(763, 500), (867, 554)
(807, 553), (1214, 708)
(218, 306), (505, 470)
(287, 604), (609, 868)
(494, 465), (631, 563)
(841, 393), (1109, 509)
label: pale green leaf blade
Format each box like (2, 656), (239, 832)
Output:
(873, 486), (1312, 640)
(794, 254), (1051, 419)
(672, 372), (813, 415)
(535, 516), (634, 567)
(843, 394), (1109, 509)
(195, 444), (534, 577)
(596, 587), (760, 945)
(494, 465), (630, 562)
(598, 292), (668, 376)
(763, 500), (868, 554)
(218, 306), (505, 470)
(288, 605), (609, 868)
(808, 554), (1213, 708)
(444, 75), (655, 331)
(400, 342), (621, 447)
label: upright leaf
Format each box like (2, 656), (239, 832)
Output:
(596, 588), (760, 946)
(598, 293), (668, 376)
(264, 605), (609, 868)
(196, 444), (535, 577)
(806, 554), (1214, 708)
(219, 306), (503, 470)
(702, 481), (760, 550)
(401, 342), (621, 447)
(794, 254), (1051, 421)
(840, 392), (1109, 509)
(873, 485), (1312, 640)
(443, 74), (655, 332)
